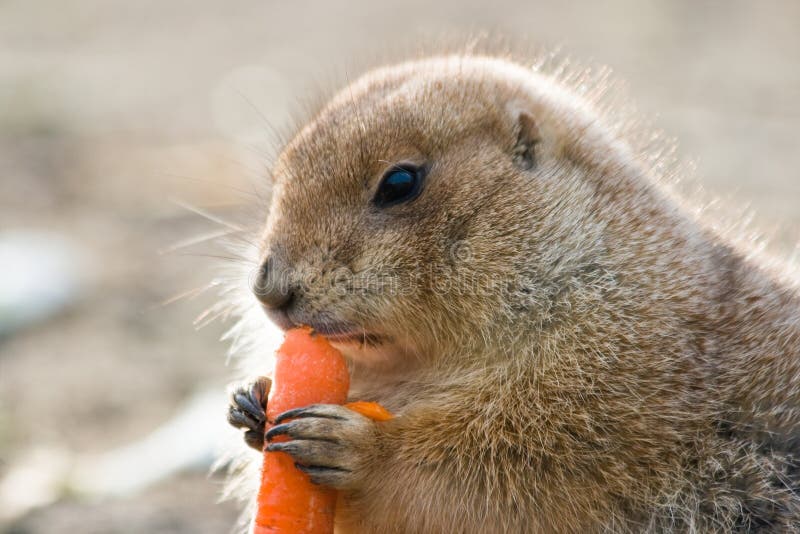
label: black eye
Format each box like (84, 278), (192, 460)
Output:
(373, 164), (424, 207)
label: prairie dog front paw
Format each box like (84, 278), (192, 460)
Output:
(227, 376), (271, 451)
(266, 403), (378, 489)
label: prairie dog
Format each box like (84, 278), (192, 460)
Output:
(226, 55), (800, 532)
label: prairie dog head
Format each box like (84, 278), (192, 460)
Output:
(253, 55), (624, 368)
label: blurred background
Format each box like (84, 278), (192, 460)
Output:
(1, 1), (798, 532)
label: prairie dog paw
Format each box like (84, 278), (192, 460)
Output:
(266, 403), (377, 489)
(227, 376), (271, 451)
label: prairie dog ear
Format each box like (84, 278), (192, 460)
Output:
(508, 104), (541, 170)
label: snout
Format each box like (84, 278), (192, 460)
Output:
(252, 253), (387, 347)
(252, 256), (296, 330)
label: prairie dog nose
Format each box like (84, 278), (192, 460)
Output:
(253, 257), (293, 310)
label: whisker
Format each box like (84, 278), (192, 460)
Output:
(235, 89), (286, 147)
(175, 252), (252, 264)
(161, 172), (265, 201)
(216, 152), (275, 204)
(159, 282), (218, 307)
(158, 229), (240, 255)
(195, 301), (239, 328)
(170, 198), (244, 231)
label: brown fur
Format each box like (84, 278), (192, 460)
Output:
(227, 55), (800, 532)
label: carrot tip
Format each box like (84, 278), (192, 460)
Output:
(345, 401), (394, 422)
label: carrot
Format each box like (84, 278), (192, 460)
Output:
(252, 326), (349, 534)
(344, 401), (394, 422)
(251, 326), (394, 534)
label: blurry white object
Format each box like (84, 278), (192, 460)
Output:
(69, 388), (231, 497)
(0, 231), (82, 336)
(0, 447), (71, 521)
(0, 387), (238, 521)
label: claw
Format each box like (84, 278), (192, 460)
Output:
(265, 423), (294, 441)
(234, 392), (264, 422)
(265, 419), (341, 443)
(250, 376), (270, 405)
(227, 407), (257, 430)
(274, 404), (347, 425)
(267, 437), (345, 465)
(266, 440), (292, 453)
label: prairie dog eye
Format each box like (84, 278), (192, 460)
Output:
(372, 163), (425, 207)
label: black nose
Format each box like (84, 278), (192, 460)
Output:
(253, 257), (293, 310)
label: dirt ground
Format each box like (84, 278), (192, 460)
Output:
(1, 1), (798, 532)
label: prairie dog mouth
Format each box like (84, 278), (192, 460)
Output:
(321, 330), (386, 346)
(297, 321), (388, 347)
(299, 321), (409, 368)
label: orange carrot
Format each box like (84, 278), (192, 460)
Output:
(344, 401), (394, 422)
(252, 326), (349, 534)
(251, 327), (394, 533)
